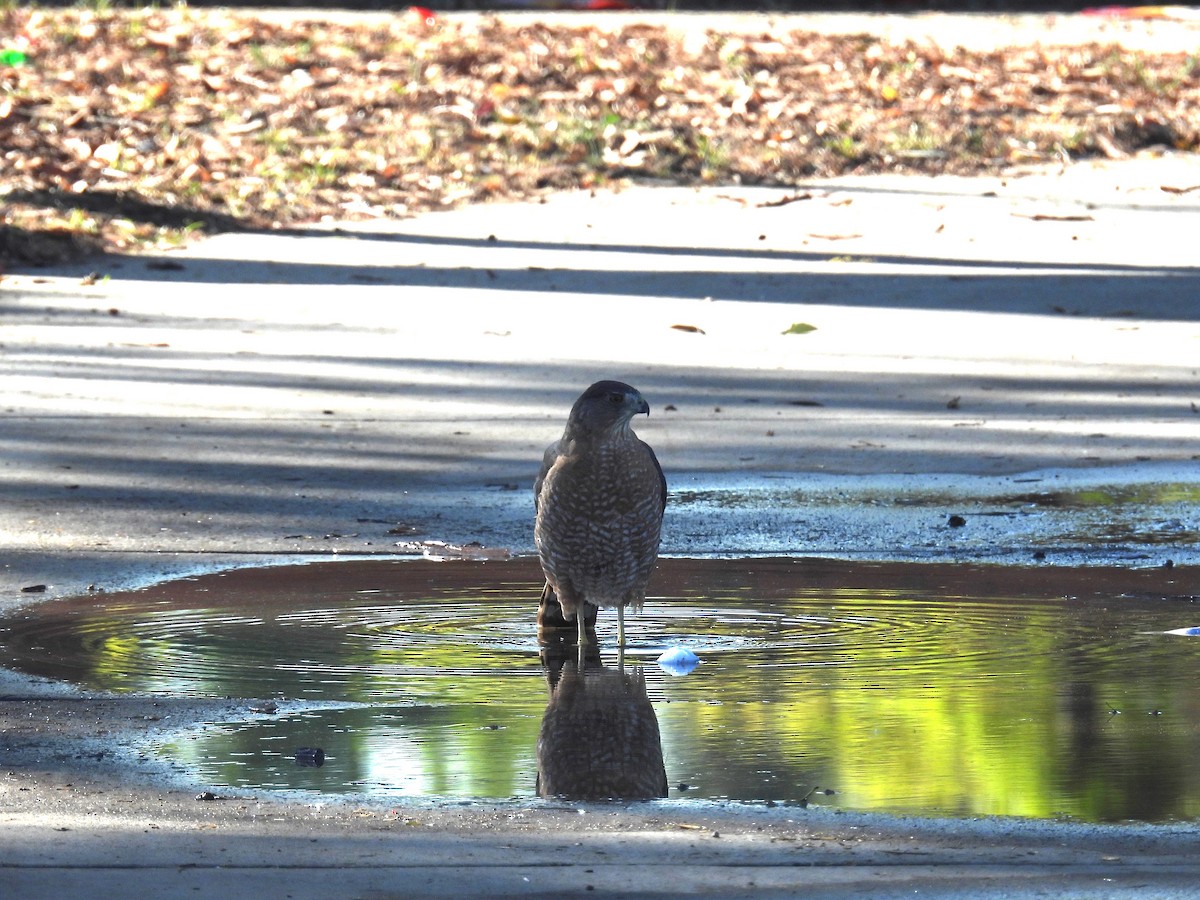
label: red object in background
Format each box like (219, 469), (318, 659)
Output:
(407, 6), (437, 28)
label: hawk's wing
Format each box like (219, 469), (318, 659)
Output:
(641, 439), (668, 513)
(534, 439), (561, 512)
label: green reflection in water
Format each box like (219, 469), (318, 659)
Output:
(1, 558), (1198, 822)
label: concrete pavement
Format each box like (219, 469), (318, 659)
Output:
(3, 155), (1199, 585)
(5, 765), (1199, 900)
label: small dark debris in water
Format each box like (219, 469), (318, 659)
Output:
(664, 404), (677, 412)
(485, 482), (520, 491)
(482, 724), (504, 731)
(788, 399), (824, 407)
(145, 259), (185, 271)
(195, 791), (222, 801)
(676, 782), (692, 791)
(387, 524), (420, 536)
(1107, 705), (1122, 716)
(296, 747), (325, 767)
(946, 396), (961, 410)
(799, 786), (837, 808)
(1032, 550), (1046, 561)
(20, 584), (47, 593)
(249, 702), (278, 714)
(948, 515), (967, 528)
(1164, 559), (1175, 569)
(1149, 709), (1164, 716)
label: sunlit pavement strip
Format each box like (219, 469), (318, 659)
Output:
(3, 24), (1200, 896)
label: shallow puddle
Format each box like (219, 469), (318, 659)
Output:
(2, 557), (1199, 822)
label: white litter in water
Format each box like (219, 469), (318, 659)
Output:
(657, 646), (700, 676)
(1164, 626), (1200, 636)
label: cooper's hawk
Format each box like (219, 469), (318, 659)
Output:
(534, 381), (666, 647)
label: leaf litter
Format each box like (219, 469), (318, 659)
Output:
(2, 6), (1199, 266)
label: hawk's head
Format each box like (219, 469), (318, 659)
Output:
(568, 381), (650, 434)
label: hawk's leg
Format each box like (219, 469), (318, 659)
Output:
(537, 582), (596, 633)
(576, 607), (589, 647)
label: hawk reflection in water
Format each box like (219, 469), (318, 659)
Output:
(536, 647), (668, 801)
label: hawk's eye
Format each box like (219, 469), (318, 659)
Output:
(607, 392), (624, 404)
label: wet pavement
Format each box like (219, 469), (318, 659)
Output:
(3, 10), (1200, 897)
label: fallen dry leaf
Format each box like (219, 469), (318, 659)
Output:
(1012, 213), (1096, 221)
(755, 191), (815, 208)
